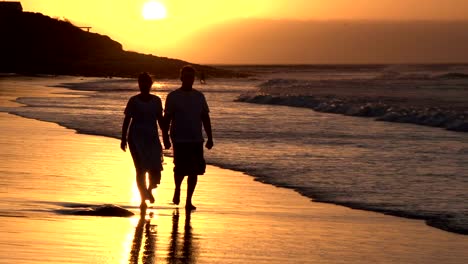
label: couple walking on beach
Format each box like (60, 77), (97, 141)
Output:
(120, 65), (213, 211)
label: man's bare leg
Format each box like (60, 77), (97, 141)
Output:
(186, 174), (198, 211)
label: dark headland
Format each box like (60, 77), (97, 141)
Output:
(0, 6), (243, 78)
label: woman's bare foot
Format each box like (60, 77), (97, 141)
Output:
(172, 189), (180, 205)
(140, 201), (147, 209)
(147, 189), (155, 204)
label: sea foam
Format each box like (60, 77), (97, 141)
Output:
(238, 77), (468, 132)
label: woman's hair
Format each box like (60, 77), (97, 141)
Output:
(138, 72), (153, 91)
(138, 72), (152, 84)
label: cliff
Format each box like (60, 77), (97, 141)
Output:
(0, 11), (241, 78)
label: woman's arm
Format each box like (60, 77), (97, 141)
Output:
(121, 115), (131, 151)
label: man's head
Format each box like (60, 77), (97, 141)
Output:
(138, 72), (153, 94)
(180, 65), (196, 88)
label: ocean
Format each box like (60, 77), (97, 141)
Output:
(2, 64), (468, 235)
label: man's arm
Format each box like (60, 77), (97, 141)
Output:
(162, 112), (172, 149)
(202, 112), (213, 149)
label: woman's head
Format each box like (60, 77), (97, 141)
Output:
(138, 72), (153, 94)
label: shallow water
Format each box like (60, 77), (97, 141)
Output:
(2, 67), (468, 234)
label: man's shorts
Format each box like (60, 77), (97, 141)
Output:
(173, 142), (206, 176)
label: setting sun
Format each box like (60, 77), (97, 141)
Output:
(142, 1), (167, 20)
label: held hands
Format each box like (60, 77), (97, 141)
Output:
(123, 137), (210, 150)
(205, 138), (214, 150)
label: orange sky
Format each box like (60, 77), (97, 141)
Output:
(19, 0), (468, 64)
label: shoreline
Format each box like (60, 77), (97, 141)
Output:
(1, 78), (468, 262)
(10, 106), (468, 235)
(2, 113), (468, 263)
(2, 76), (468, 235)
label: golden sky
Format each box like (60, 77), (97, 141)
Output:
(19, 0), (468, 64)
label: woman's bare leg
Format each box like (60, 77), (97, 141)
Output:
(147, 170), (160, 204)
(172, 174), (184, 205)
(136, 170), (149, 206)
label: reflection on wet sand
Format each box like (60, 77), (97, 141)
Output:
(168, 209), (198, 264)
(129, 208), (198, 264)
(129, 208), (157, 264)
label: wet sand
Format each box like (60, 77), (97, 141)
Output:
(1, 89), (468, 263)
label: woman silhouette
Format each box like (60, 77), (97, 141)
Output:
(121, 72), (165, 208)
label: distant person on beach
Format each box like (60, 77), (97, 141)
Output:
(163, 65), (213, 211)
(199, 71), (206, 84)
(121, 72), (165, 208)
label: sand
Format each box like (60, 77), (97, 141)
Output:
(1, 83), (468, 263)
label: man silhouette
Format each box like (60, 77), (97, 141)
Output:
(163, 65), (213, 211)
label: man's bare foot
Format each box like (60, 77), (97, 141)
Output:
(185, 204), (197, 211)
(172, 189), (180, 205)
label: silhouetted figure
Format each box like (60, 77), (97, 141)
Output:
(163, 65), (213, 211)
(121, 72), (165, 208)
(199, 71), (206, 84)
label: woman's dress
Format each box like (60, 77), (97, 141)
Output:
(124, 94), (163, 174)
